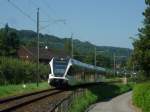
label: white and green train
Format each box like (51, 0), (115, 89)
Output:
(48, 57), (110, 88)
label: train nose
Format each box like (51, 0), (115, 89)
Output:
(49, 79), (68, 88)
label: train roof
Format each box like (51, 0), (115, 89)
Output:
(70, 58), (106, 72)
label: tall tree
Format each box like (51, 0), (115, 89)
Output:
(0, 31), (3, 55)
(64, 38), (72, 56)
(132, 0), (150, 78)
(96, 54), (112, 68)
(0, 24), (20, 56)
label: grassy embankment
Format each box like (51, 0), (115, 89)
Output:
(0, 82), (50, 98)
(132, 82), (150, 112)
(68, 83), (132, 112)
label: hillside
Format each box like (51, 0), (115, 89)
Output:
(0, 27), (132, 58)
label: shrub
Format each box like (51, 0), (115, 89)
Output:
(0, 56), (49, 85)
(69, 90), (97, 112)
(132, 82), (150, 112)
(69, 83), (132, 112)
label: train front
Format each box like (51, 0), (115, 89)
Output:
(48, 57), (70, 88)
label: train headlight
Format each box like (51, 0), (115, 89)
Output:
(60, 58), (64, 61)
(49, 74), (54, 78)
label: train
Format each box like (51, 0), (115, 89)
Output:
(48, 57), (110, 88)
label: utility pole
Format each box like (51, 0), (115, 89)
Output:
(94, 46), (96, 81)
(133, 63), (134, 72)
(71, 33), (74, 58)
(113, 53), (116, 77)
(37, 8), (39, 87)
(94, 47), (96, 67)
(94, 47), (104, 67)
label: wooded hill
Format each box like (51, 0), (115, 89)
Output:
(1, 27), (132, 59)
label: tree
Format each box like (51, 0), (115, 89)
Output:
(132, 0), (150, 78)
(0, 31), (3, 55)
(0, 24), (20, 56)
(64, 38), (72, 56)
(83, 53), (94, 65)
(96, 54), (112, 68)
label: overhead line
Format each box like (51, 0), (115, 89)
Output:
(7, 0), (36, 23)
(40, 19), (66, 30)
(7, 0), (76, 39)
(42, 1), (74, 33)
(29, 0), (74, 35)
(40, 0), (68, 30)
(29, 0), (65, 31)
(42, 0), (58, 18)
(30, 0), (56, 21)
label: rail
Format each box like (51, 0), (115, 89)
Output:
(0, 88), (63, 112)
(50, 88), (86, 112)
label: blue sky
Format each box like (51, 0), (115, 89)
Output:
(0, 0), (146, 48)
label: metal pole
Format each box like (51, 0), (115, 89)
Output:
(71, 33), (74, 58)
(133, 63), (134, 72)
(94, 47), (96, 80)
(37, 8), (39, 87)
(113, 53), (116, 77)
(94, 47), (96, 67)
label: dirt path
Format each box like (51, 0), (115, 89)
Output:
(87, 91), (135, 112)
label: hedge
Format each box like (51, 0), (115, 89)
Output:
(0, 57), (49, 85)
(132, 82), (150, 112)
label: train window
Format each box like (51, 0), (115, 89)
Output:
(53, 59), (69, 77)
(67, 66), (74, 76)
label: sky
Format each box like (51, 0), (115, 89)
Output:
(0, 0), (146, 48)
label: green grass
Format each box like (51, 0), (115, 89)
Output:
(69, 83), (132, 112)
(132, 82), (150, 112)
(68, 90), (97, 112)
(0, 82), (50, 98)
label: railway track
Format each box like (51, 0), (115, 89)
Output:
(0, 81), (119, 112)
(0, 88), (65, 112)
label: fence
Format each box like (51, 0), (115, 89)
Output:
(50, 88), (86, 112)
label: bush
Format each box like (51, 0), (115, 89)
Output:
(132, 82), (150, 112)
(0, 57), (49, 85)
(69, 90), (97, 112)
(69, 83), (132, 112)
(134, 71), (149, 82)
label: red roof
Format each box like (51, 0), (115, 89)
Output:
(18, 46), (69, 60)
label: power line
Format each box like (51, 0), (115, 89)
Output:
(35, 1), (81, 51)
(28, 0), (66, 31)
(7, 0), (76, 41)
(40, 19), (66, 30)
(43, 1), (72, 32)
(29, 0), (75, 36)
(41, 1), (74, 34)
(40, 0), (69, 30)
(39, 22), (57, 30)
(30, 0), (56, 21)
(7, 0), (36, 23)
(42, 0), (59, 19)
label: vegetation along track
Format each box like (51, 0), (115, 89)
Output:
(0, 88), (65, 112)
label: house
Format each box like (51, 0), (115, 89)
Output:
(17, 46), (69, 64)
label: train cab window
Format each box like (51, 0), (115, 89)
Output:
(53, 58), (69, 77)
